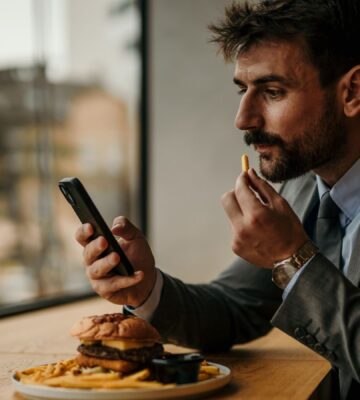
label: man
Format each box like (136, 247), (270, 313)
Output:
(76, 0), (360, 398)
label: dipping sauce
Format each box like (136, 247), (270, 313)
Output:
(151, 353), (204, 384)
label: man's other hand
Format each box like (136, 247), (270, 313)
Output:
(75, 217), (156, 307)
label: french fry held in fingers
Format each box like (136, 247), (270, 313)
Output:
(242, 153), (249, 172)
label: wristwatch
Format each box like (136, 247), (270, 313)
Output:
(272, 240), (319, 289)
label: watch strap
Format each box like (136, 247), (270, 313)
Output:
(272, 240), (318, 289)
(274, 240), (319, 269)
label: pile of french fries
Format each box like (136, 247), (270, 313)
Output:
(198, 362), (221, 381)
(15, 359), (220, 389)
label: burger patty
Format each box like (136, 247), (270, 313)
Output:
(77, 342), (164, 363)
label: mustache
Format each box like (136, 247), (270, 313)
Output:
(244, 130), (284, 146)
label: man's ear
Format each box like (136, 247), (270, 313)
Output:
(340, 65), (360, 117)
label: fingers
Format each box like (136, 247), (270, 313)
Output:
(234, 172), (262, 211)
(221, 190), (242, 222)
(86, 251), (120, 278)
(248, 168), (278, 203)
(90, 271), (144, 300)
(83, 236), (109, 266)
(234, 169), (280, 212)
(75, 223), (94, 247)
(112, 216), (139, 240)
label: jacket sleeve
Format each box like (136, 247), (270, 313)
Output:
(272, 253), (360, 384)
(150, 258), (282, 351)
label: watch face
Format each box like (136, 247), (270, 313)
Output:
(272, 262), (298, 290)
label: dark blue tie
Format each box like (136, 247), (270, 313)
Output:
(315, 191), (342, 267)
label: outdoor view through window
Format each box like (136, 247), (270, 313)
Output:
(0, 0), (142, 311)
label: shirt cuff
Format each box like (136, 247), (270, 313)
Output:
(282, 255), (315, 300)
(123, 268), (164, 321)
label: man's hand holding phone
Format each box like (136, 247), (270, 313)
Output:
(76, 216), (157, 307)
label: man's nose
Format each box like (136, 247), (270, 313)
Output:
(234, 94), (263, 131)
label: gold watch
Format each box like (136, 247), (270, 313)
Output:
(272, 240), (319, 289)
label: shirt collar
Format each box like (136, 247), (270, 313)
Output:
(315, 158), (360, 222)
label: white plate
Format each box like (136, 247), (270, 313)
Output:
(12, 362), (231, 400)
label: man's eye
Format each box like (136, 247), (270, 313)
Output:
(237, 88), (247, 96)
(265, 89), (284, 99)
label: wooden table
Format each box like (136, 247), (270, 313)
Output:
(0, 297), (332, 399)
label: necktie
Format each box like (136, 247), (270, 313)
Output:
(315, 191), (342, 268)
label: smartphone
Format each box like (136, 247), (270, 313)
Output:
(58, 177), (134, 276)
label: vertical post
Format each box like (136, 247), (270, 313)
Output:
(139, 0), (149, 235)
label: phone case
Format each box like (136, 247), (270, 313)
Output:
(58, 177), (134, 276)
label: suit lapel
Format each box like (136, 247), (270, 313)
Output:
(283, 173), (318, 223)
(344, 212), (360, 286)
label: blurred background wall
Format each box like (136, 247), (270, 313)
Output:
(149, 0), (258, 283)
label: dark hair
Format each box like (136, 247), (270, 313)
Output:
(209, 0), (360, 87)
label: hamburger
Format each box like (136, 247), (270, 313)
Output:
(70, 313), (164, 373)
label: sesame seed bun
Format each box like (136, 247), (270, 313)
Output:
(70, 313), (161, 342)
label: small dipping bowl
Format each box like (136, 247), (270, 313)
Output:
(151, 353), (204, 384)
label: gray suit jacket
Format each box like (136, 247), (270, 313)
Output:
(150, 172), (360, 399)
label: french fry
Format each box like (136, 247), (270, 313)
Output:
(53, 364), (65, 377)
(242, 153), (249, 172)
(19, 366), (45, 375)
(124, 368), (150, 381)
(69, 372), (119, 381)
(32, 370), (43, 382)
(17, 376), (38, 385)
(100, 380), (174, 389)
(43, 377), (113, 388)
(43, 375), (174, 389)
(198, 372), (210, 381)
(200, 365), (220, 375)
(44, 363), (54, 376)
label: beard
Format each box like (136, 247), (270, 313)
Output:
(243, 93), (346, 183)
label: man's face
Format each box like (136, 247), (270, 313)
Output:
(233, 40), (346, 182)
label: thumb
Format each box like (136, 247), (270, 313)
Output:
(111, 216), (139, 240)
(247, 168), (278, 204)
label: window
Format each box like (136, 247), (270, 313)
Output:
(0, 0), (145, 315)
